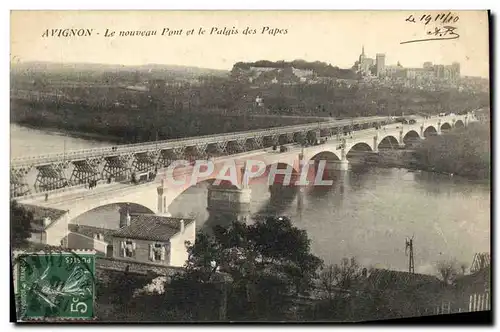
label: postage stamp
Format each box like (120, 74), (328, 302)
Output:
(13, 249), (96, 321)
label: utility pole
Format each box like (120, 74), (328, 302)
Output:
(405, 236), (415, 274)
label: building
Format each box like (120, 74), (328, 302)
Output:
(423, 62), (433, 70)
(111, 214), (196, 267)
(434, 64), (445, 79)
(354, 45), (375, 76)
(376, 53), (386, 76)
(23, 204), (69, 246)
(383, 62), (406, 79)
(67, 224), (115, 256)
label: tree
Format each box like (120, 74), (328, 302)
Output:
(331, 257), (364, 291)
(314, 258), (365, 320)
(163, 216), (323, 321)
(10, 200), (33, 248)
(436, 259), (459, 285)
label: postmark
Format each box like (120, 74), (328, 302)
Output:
(13, 249), (96, 321)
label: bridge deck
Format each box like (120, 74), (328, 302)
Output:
(12, 114), (473, 206)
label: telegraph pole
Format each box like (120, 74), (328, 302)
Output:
(405, 236), (415, 274)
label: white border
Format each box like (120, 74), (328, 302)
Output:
(3, 1), (498, 330)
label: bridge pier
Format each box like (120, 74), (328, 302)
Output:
(119, 204), (132, 228)
(207, 186), (252, 223)
(335, 169), (350, 197)
(157, 180), (172, 217)
(326, 159), (350, 171)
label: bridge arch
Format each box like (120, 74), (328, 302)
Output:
(261, 162), (301, 187)
(71, 202), (155, 226)
(423, 125), (438, 138)
(403, 130), (421, 146)
(347, 142), (373, 155)
(378, 135), (399, 149)
(440, 122), (452, 131)
(346, 142), (373, 164)
(64, 186), (160, 225)
(455, 119), (465, 128)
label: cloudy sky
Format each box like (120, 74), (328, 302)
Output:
(11, 10), (489, 77)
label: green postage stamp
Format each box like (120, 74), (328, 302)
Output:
(13, 249), (96, 321)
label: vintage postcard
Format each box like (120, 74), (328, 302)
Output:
(10, 10), (490, 323)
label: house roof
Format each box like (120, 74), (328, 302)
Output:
(20, 204), (67, 221)
(20, 204), (67, 230)
(112, 214), (194, 242)
(455, 267), (491, 289)
(68, 224), (116, 243)
(366, 268), (441, 290)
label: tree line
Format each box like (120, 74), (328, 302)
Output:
(232, 59), (357, 79)
(10, 202), (485, 321)
(413, 122), (490, 179)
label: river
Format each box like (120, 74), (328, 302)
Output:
(10, 123), (490, 275)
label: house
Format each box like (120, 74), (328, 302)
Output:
(363, 262), (491, 317)
(434, 254), (491, 314)
(66, 224), (116, 256)
(22, 204), (69, 246)
(111, 214), (196, 267)
(360, 268), (446, 318)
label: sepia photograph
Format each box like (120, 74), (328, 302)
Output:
(9, 10), (491, 323)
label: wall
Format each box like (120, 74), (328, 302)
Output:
(112, 237), (171, 266)
(169, 221), (196, 267)
(96, 256), (184, 277)
(67, 232), (108, 255)
(45, 212), (69, 246)
(29, 231), (46, 244)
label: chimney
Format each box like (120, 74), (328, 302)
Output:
(157, 180), (166, 214)
(119, 205), (131, 228)
(180, 219), (185, 234)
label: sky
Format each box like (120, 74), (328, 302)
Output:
(10, 10), (490, 78)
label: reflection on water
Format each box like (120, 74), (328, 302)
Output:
(11, 124), (491, 274)
(166, 166), (490, 274)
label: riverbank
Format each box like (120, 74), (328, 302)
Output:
(11, 122), (122, 144)
(413, 123), (490, 180)
(11, 99), (323, 144)
(372, 123), (490, 180)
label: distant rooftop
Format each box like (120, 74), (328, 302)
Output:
(112, 214), (194, 242)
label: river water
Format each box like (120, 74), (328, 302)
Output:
(11, 123), (491, 274)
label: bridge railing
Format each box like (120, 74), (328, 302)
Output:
(17, 113), (471, 168)
(15, 116), (467, 202)
(11, 116), (393, 167)
(12, 114), (466, 168)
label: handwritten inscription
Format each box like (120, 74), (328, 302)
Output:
(401, 12), (460, 44)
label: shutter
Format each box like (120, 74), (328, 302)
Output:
(160, 246), (166, 261)
(149, 244), (154, 261)
(120, 241), (125, 257)
(132, 242), (136, 250)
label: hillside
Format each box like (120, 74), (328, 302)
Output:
(11, 61), (229, 83)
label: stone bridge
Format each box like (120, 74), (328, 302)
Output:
(12, 113), (475, 246)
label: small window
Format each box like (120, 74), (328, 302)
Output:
(150, 243), (167, 262)
(124, 240), (136, 258)
(154, 243), (163, 261)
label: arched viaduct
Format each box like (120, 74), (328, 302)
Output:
(14, 114), (474, 245)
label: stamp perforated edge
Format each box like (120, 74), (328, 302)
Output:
(12, 249), (97, 322)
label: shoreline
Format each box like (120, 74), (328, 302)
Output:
(11, 122), (123, 144)
(373, 149), (490, 182)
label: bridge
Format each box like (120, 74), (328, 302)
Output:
(11, 113), (475, 246)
